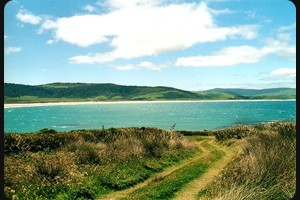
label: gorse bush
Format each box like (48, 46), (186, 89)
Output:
(75, 142), (102, 164)
(37, 128), (58, 134)
(33, 154), (68, 182)
(214, 125), (256, 141)
(272, 121), (296, 140)
(4, 132), (80, 154)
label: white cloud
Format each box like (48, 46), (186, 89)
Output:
(39, 1), (257, 63)
(46, 39), (56, 44)
(245, 10), (256, 19)
(263, 38), (296, 59)
(38, 19), (57, 34)
(175, 46), (264, 67)
(175, 39), (295, 67)
(271, 68), (296, 79)
(278, 22), (296, 32)
(276, 33), (291, 42)
(112, 61), (163, 71)
(83, 4), (96, 12)
(4, 35), (8, 39)
(209, 8), (234, 15)
(16, 10), (42, 25)
(104, 0), (160, 10)
(5, 46), (22, 54)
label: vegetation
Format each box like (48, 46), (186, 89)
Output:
(4, 122), (295, 200)
(201, 88), (296, 99)
(122, 148), (225, 200)
(4, 127), (198, 199)
(4, 82), (295, 103)
(198, 122), (296, 200)
(4, 83), (206, 103)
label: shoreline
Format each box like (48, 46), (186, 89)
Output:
(4, 99), (296, 108)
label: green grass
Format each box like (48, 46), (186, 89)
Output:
(5, 122), (295, 200)
(4, 96), (87, 103)
(122, 149), (225, 200)
(4, 127), (198, 200)
(122, 163), (209, 200)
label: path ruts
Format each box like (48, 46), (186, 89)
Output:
(173, 139), (237, 200)
(97, 136), (237, 200)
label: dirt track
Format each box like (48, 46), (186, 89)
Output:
(98, 136), (238, 200)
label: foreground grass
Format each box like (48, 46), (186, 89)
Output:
(4, 127), (198, 200)
(198, 122), (296, 200)
(4, 122), (295, 200)
(121, 148), (225, 200)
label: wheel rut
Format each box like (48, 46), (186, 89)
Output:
(173, 140), (237, 200)
(97, 136), (237, 200)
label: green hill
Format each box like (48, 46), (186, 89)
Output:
(4, 83), (295, 103)
(4, 82), (207, 103)
(200, 88), (296, 99)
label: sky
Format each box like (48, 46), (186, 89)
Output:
(4, 0), (296, 91)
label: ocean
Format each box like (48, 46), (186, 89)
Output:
(4, 100), (296, 133)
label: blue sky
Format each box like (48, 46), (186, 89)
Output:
(4, 0), (296, 90)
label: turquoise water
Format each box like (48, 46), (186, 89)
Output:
(4, 101), (296, 133)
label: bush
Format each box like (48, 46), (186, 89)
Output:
(37, 128), (57, 134)
(33, 153), (70, 182)
(4, 132), (80, 154)
(273, 122), (296, 140)
(75, 143), (102, 164)
(214, 125), (255, 141)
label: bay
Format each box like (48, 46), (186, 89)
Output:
(4, 100), (296, 133)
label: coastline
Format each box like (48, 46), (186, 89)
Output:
(4, 99), (296, 108)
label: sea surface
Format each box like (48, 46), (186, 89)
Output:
(4, 100), (296, 133)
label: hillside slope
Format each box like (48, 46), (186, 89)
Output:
(4, 82), (207, 102)
(198, 88), (296, 99)
(4, 83), (296, 103)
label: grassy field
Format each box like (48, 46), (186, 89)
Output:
(4, 127), (199, 199)
(4, 122), (296, 200)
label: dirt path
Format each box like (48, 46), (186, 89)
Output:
(97, 137), (238, 200)
(173, 140), (238, 200)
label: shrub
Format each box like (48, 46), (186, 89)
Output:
(32, 153), (70, 182)
(4, 132), (81, 154)
(37, 128), (57, 134)
(75, 143), (102, 164)
(68, 187), (97, 200)
(273, 122), (296, 140)
(214, 125), (255, 141)
(76, 131), (98, 143)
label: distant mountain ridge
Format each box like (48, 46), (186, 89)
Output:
(4, 82), (296, 103)
(201, 88), (296, 99)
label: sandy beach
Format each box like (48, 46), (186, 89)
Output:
(4, 99), (295, 108)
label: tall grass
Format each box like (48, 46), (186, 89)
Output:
(4, 127), (198, 199)
(198, 122), (296, 200)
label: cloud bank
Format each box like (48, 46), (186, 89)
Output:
(175, 40), (295, 67)
(16, 10), (42, 25)
(23, 1), (257, 64)
(271, 68), (296, 79)
(5, 46), (22, 54)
